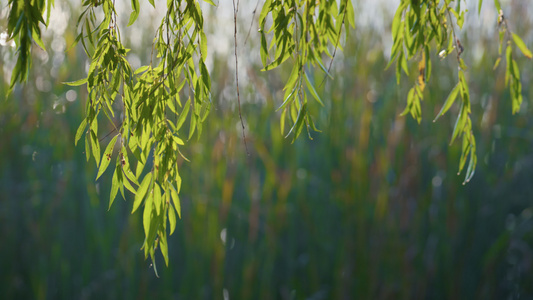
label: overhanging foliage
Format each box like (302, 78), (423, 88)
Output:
(4, 0), (532, 272)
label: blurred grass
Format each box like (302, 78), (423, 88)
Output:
(1, 5), (533, 300)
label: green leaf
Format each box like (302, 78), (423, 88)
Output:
(280, 108), (287, 135)
(109, 164), (120, 210)
(260, 33), (268, 67)
(200, 31), (208, 60)
(199, 60), (210, 91)
(400, 51), (409, 76)
(170, 184), (181, 219)
(85, 20), (94, 47)
(511, 33), (532, 59)
(464, 149), (477, 184)
(188, 111), (197, 140)
(168, 203), (177, 235)
(85, 134), (91, 161)
(64, 78), (88, 86)
(278, 86), (297, 111)
(75, 118), (87, 146)
(96, 134), (119, 180)
(450, 103), (466, 145)
(392, 2), (406, 42)
(160, 229), (169, 266)
(494, 0), (501, 12)
(259, 0), (272, 26)
(434, 82), (460, 122)
(153, 183), (162, 216)
(400, 87), (415, 117)
(142, 188), (153, 236)
(134, 65), (150, 75)
(511, 59), (520, 80)
(395, 52), (402, 85)
(304, 72), (324, 106)
(90, 130), (101, 167)
(459, 133), (470, 172)
(173, 135), (184, 146)
(132, 172), (152, 213)
(31, 26), (46, 50)
(346, 0), (355, 29)
(175, 98), (190, 129)
(128, 0), (140, 26)
(505, 45), (512, 86)
(286, 103), (307, 143)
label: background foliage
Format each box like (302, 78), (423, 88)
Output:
(1, 0), (533, 299)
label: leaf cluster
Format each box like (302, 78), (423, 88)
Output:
(68, 0), (213, 274)
(6, 0), (52, 95)
(259, 0), (355, 142)
(389, 0), (531, 183)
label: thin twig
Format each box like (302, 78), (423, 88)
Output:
(445, 7), (463, 64)
(319, 2), (348, 88)
(233, 0), (250, 156)
(244, 0), (261, 46)
(99, 121), (123, 142)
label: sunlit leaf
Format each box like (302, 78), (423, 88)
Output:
(96, 134), (119, 180)
(132, 172), (152, 214)
(494, 0), (501, 11)
(304, 72), (324, 106)
(64, 78), (88, 86)
(153, 183), (162, 216)
(75, 118), (87, 146)
(287, 103), (307, 143)
(90, 130), (101, 167)
(168, 200), (177, 235)
(170, 184), (181, 219)
(142, 188), (153, 236)
(450, 102), (466, 145)
(109, 164), (120, 210)
(434, 82), (460, 122)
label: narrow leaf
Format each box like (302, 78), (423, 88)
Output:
(153, 183), (162, 216)
(286, 103), (307, 143)
(176, 99), (190, 131)
(450, 103), (466, 145)
(75, 118), (87, 146)
(142, 189), (153, 236)
(90, 130), (101, 167)
(96, 135), (118, 179)
(168, 203), (177, 235)
(132, 172), (152, 213)
(512, 33), (532, 59)
(305, 72), (324, 106)
(109, 164), (120, 210)
(170, 184), (181, 219)
(64, 78), (88, 86)
(434, 83), (460, 121)
(494, 0), (501, 12)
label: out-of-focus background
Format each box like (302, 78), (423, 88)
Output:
(1, 1), (532, 299)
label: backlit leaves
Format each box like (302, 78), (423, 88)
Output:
(495, 11), (530, 114)
(511, 33), (533, 59)
(5, 0), (49, 95)
(67, 0), (210, 269)
(260, 0), (354, 140)
(389, 0), (529, 182)
(5, 0), (533, 271)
